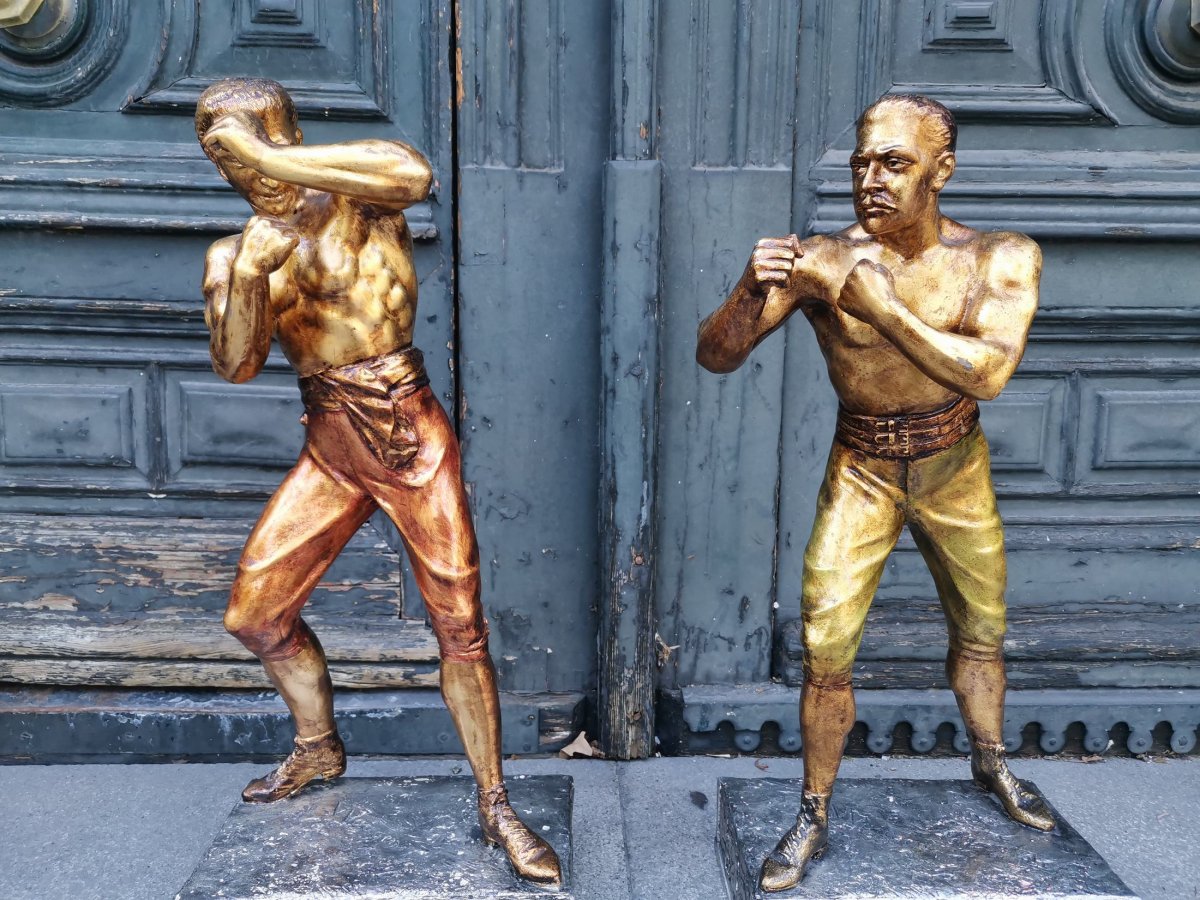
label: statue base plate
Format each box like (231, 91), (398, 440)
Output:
(718, 778), (1137, 900)
(176, 775), (572, 899)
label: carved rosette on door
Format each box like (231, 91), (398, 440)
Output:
(1107, 0), (1200, 122)
(0, 0), (127, 106)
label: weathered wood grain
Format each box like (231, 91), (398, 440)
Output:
(0, 658), (439, 689)
(596, 0), (662, 761)
(776, 598), (1200, 690)
(0, 613), (438, 663)
(454, 0), (609, 695)
(0, 513), (439, 690)
(0, 514), (403, 620)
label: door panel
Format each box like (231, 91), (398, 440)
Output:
(656, 0), (1200, 751)
(0, 0), (455, 686)
(779, 0), (1200, 695)
(654, 0), (801, 688)
(454, 0), (610, 694)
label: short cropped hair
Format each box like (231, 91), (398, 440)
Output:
(195, 77), (298, 140)
(858, 94), (957, 155)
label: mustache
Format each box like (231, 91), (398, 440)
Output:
(855, 192), (896, 210)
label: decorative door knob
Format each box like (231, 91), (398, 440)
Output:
(0, 0), (81, 60)
(0, 1), (46, 29)
(1146, 0), (1200, 79)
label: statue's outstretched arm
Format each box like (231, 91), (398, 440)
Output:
(697, 234), (839, 374)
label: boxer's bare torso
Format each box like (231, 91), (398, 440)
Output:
(197, 107), (432, 383)
(204, 193), (418, 377)
(696, 101), (1040, 415)
(783, 221), (1034, 415)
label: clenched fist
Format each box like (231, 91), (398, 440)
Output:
(235, 215), (299, 278)
(837, 258), (896, 325)
(202, 112), (269, 171)
(740, 234), (804, 296)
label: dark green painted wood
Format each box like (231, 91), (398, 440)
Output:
(596, 0), (663, 760)
(0, 1), (456, 686)
(454, 0), (610, 694)
(598, 160), (662, 758)
(650, 0), (1200, 716)
(654, 0), (801, 688)
(2, 0), (1199, 750)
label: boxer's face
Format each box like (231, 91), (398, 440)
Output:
(850, 106), (954, 236)
(204, 106), (303, 218)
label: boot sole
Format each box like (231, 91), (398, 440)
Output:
(973, 776), (1056, 832)
(480, 834), (562, 885)
(241, 767), (346, 804)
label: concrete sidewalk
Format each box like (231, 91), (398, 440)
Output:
(1, 755), (1196, 900)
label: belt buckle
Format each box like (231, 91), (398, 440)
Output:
(874, 418), (896, 448)
(874, 417), (910, 454)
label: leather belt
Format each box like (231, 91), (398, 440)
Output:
(835, 394), (979, 459)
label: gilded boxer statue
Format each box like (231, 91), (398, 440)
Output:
(697, 94), (1055, 892)
(195, 77), (560, 886)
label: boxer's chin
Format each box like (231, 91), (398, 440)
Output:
(857, 208), (899, 234)
(857, 214), (886, 234)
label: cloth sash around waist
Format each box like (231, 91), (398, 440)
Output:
(835, 394), (979, 460)
(299, 346), (430, 469)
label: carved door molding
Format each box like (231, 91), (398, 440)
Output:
(0, 0), (455, 692)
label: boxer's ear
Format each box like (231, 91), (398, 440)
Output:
(931, 152), (955, 193)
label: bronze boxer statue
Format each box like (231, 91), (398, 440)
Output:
(196, 77), (560, 886)
(697, 94), (1054, 892)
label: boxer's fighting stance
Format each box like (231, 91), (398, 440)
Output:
(697, 94), (1054, 892)
(196, 78), (560, 886)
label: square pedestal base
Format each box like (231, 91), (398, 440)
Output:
(176, 775), (572, 899)
(718, 778), (1136, 900)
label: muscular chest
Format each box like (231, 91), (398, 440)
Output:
(821, 256), (975, 350)
(285, 225), (368, 299)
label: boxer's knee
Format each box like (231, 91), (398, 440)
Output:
(432, 594), (490, 662)
(801, 606), (863, 686)
(948, 605), (1006, 662)
(224, 568), (303, 661)
(414, 550), (490, 662)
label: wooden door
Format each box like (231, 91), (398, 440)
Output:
(0, 1), (454, 698)
(655, 0), (1200, 756)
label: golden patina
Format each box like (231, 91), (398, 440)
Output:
(698, 94), (1054, 893)
(197, 77), (561, 887)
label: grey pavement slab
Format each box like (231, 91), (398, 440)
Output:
(0, 756), (1195, 900)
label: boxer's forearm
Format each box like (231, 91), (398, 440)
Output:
(210, 260), (273, 383)
(872, 299), (1016, 401)
(254, 140), (433, 208)
(696, 282), (773, 373)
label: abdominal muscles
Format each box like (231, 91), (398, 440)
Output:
(824, 342), (960, 415)
(276, 230), (418, 376)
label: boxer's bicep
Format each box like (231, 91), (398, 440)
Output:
(962, 234), (1041, 361)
